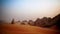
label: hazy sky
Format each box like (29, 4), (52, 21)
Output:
(1, 0), (60, 22)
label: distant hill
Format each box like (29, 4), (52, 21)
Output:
(51, 14), (60, 30)
(34, 17), (52, 27)
(33, 14), (60, 30)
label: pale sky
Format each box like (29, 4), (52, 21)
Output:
(1, 0), (60, 22)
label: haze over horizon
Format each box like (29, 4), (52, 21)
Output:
(1, 0), (60, 22)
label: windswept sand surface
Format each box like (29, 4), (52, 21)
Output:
(0, 24), (59, 34)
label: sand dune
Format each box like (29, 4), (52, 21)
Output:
(1, 24), (59, 34)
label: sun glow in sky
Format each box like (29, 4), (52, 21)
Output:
(1, 0), (60, 22)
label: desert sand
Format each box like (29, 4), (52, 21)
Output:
(1, 24), (59, 34)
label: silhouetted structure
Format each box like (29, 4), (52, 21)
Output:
(11, 19), (15, 24)
(28, 20), (34, 25)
